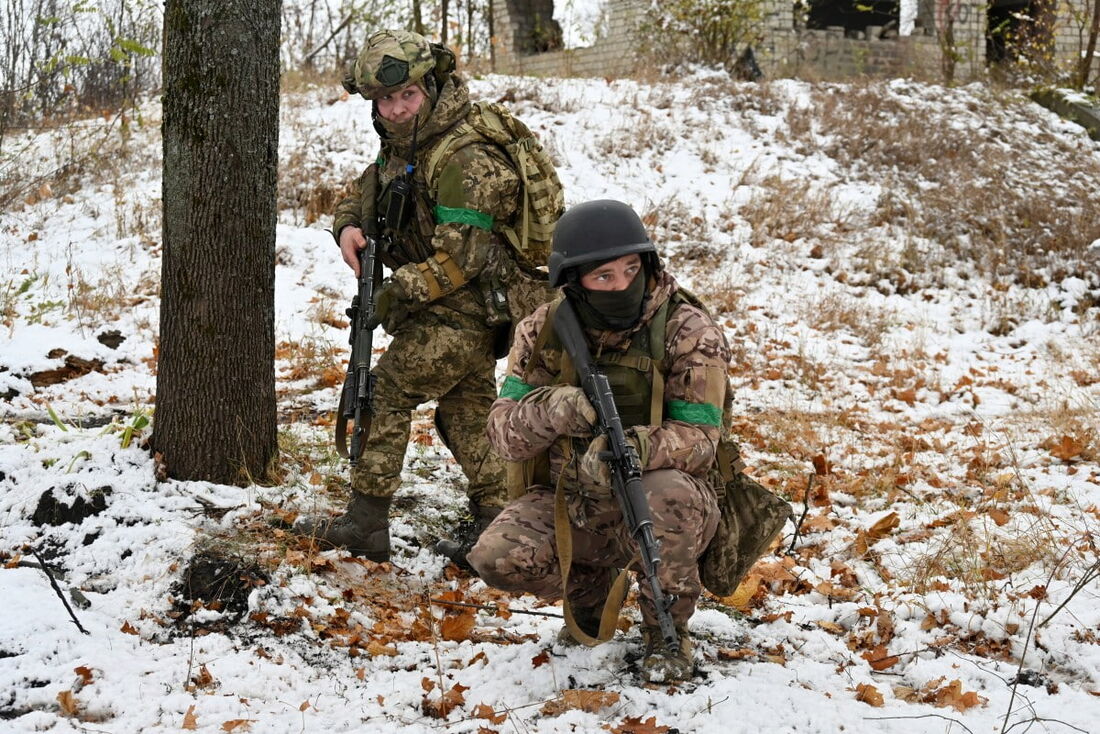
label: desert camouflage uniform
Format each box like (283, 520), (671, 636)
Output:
(468, 270), (730, 626)
(331, 74), (521, 509)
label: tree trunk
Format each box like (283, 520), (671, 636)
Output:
(441, 0), (450, 45)
(412, 0), (425, 36)
(1078, 0), (1100, 89)
(156, 0), (280, 484)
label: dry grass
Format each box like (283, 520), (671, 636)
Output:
(801, 291), (897, 349)
(740, 175), (854, 248)
(809, 83), (1100, 284)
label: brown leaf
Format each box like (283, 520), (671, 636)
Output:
(611, 715), (671, 734)
(987, 507), (1010, 526)
(855, 683), (884, 707)
(182, 705), (198, 730)
(1049, 435), (1085, 461)
(541, 689), (621, 716)
(299, 701), (310, 712)
(862, 645), (899, 671)
(717, 647), (757, 660)
(73, 665), (94, 685)
(421, 677), (435, 693)
(191, 664), (216, 689)
(933, 679), (986, 711)
(221, 720), (254, 732)
(474, 703), (508, 724)
(440, 611), (476, 641)
(816, 621), (846, 635)
(56, 690), (79, 717)
(531, 650), (550, 668)
(866, 512), (900, 540)
(812, 454), (832, 476)
(718, 574), (761, 610)
(120, 620), (140, 635)
(366, 640), (397, 657)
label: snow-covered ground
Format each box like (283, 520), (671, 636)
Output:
(2, 71), (1100, 733)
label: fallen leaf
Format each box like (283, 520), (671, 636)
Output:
(120, 620), (140, 635)
(221, 720), (254, 732)
(933, 679), (986, 711)
(56, 690), (79, 717)
(366, 640), (397, 657)
(1049, 435), (1085, 461)
(816, 621), (846, 635)
(541, 689), (620, 716)
(531, 650), (550, 668)
(812, 454), (831, 475)
(718, 574), (761, 610)
(866, 512), (900, 540)
(855, 683), (884, 707)
(73, 666), (94, 685)
(467, 651), (488, 666)
(355, 667), (366, 680)
(299, 701), (310, 712)
(610, 715), (671, 734)
(440, 611), (476, 641)
(717, 647), (756, 660)
(862, 645), (899, 671)
(182, 705), (198, 729)
(474, 703), (508, 724)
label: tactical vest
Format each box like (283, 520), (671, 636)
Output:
(508, 290), (686, 496)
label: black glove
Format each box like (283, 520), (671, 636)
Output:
(366, 279), (408, 332)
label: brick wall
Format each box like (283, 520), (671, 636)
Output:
(490, 0), (1093, 81)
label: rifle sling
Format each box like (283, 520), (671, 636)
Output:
(554, 449), (632, 647)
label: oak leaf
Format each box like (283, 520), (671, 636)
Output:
(474, 703), (508, 724)
(855, 683), (884, 706)
(440, 611), (476, 641)
(221, 720), (254, 732)
(862, 645), (899, 671)
(531, 650), (550, 668)
(74, 665), (94, 685)
(610, 715), (671, 734)
(866, 512), (900, 540)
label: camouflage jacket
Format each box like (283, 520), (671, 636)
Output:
(332, 75), (521, 328)
(487, 270), (732, 491)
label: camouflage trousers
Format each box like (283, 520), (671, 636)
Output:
(468, 469), (719, 626)
(351, 313), (506, 509)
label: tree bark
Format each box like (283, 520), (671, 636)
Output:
(1078, 0), (1100, 89)
(156, 0), (280, 484)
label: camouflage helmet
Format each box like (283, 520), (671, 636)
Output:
(344, 30), (436, 100)
(548, 200), (657, 286)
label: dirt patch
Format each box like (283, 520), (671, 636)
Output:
(31, 486), (111, 527)
(170, 550), (269, 631)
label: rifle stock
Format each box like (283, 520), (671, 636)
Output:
(552, 299), (680, 653)
(336, 242), (379, 464)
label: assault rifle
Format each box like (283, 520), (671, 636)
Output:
(552, 299), (680, 653)
(335, 243), (379, 465)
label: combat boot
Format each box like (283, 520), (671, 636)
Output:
(295, 493), (391, 561)
(555, 603), (602, 648)
(433, 501), (502, 572)
(641, 624), (694, 683)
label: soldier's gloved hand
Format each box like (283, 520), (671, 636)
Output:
(366, 279), (409, 333)
(521, 385), (597, 437)
(578, 428), (651, 487)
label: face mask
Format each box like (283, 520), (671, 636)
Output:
(569, 270), (647, 331)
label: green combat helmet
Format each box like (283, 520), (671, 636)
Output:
(343, 30), (446, 100)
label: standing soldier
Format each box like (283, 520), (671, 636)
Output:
(468, 200), (732, 683)
(298, 30), (556, 565)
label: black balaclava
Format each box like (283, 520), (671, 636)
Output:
(565, 258), (649, 331)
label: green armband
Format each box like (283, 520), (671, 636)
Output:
(667, 400), (722, 426)
(499, 375), (535, 400)
(435, 205), (494, 231)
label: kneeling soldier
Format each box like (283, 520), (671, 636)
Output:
(468, 200), (731, 683)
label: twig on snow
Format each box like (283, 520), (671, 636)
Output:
(787, 473), (814, 554)
(28, 546), (89, 636)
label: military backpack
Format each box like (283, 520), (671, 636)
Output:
(423, 101), (564, 271)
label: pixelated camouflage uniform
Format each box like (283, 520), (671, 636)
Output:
(331, 74), (524, 509)
(468, 270), (731, 626)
